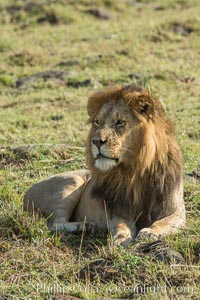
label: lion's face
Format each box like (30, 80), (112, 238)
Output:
(89, 98), (138, 172)
(87, 85), (157, 173)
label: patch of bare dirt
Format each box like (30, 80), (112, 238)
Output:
(15, 70), (91, 88)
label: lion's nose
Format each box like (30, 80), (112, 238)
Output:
(92, 139), (107, 149)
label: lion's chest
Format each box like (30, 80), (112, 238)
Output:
(71, 181), (108, 229)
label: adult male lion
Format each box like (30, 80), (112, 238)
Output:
(24, 85), (185, 245)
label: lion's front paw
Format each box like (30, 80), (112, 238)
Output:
(84, 221), (96, 233)
(112, 233), (133, 247)
(136, 228), (160, 242)
(48, 221), (96, 233)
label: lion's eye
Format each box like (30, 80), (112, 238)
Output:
(93, 120), (100, 126)
(115, 120), (126, 128)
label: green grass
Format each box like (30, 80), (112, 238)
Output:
(0, 0), (199, 299)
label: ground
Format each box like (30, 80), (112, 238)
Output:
(0, 0), (199, 299)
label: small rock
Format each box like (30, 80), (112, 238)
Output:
(140, 240), (185, 264)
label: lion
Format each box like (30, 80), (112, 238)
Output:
(23, 84), (186, 245)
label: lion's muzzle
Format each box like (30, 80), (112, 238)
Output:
(92, 138), (107, 150)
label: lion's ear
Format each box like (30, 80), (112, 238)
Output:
(124, 91), (155, 119)
(134, 94), (155, 118)
(87, 96), (101, 118)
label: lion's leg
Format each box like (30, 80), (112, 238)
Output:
(49, 221), (95, 233)
(23, 170), (90, 228)
(109, 216), (137, 246)
(137, 213), (186, 240)
(137, 183), (186, 240)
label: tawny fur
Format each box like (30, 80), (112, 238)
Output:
(24, 85), (185, 245)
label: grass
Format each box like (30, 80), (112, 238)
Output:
(0, 0), (199, 299)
